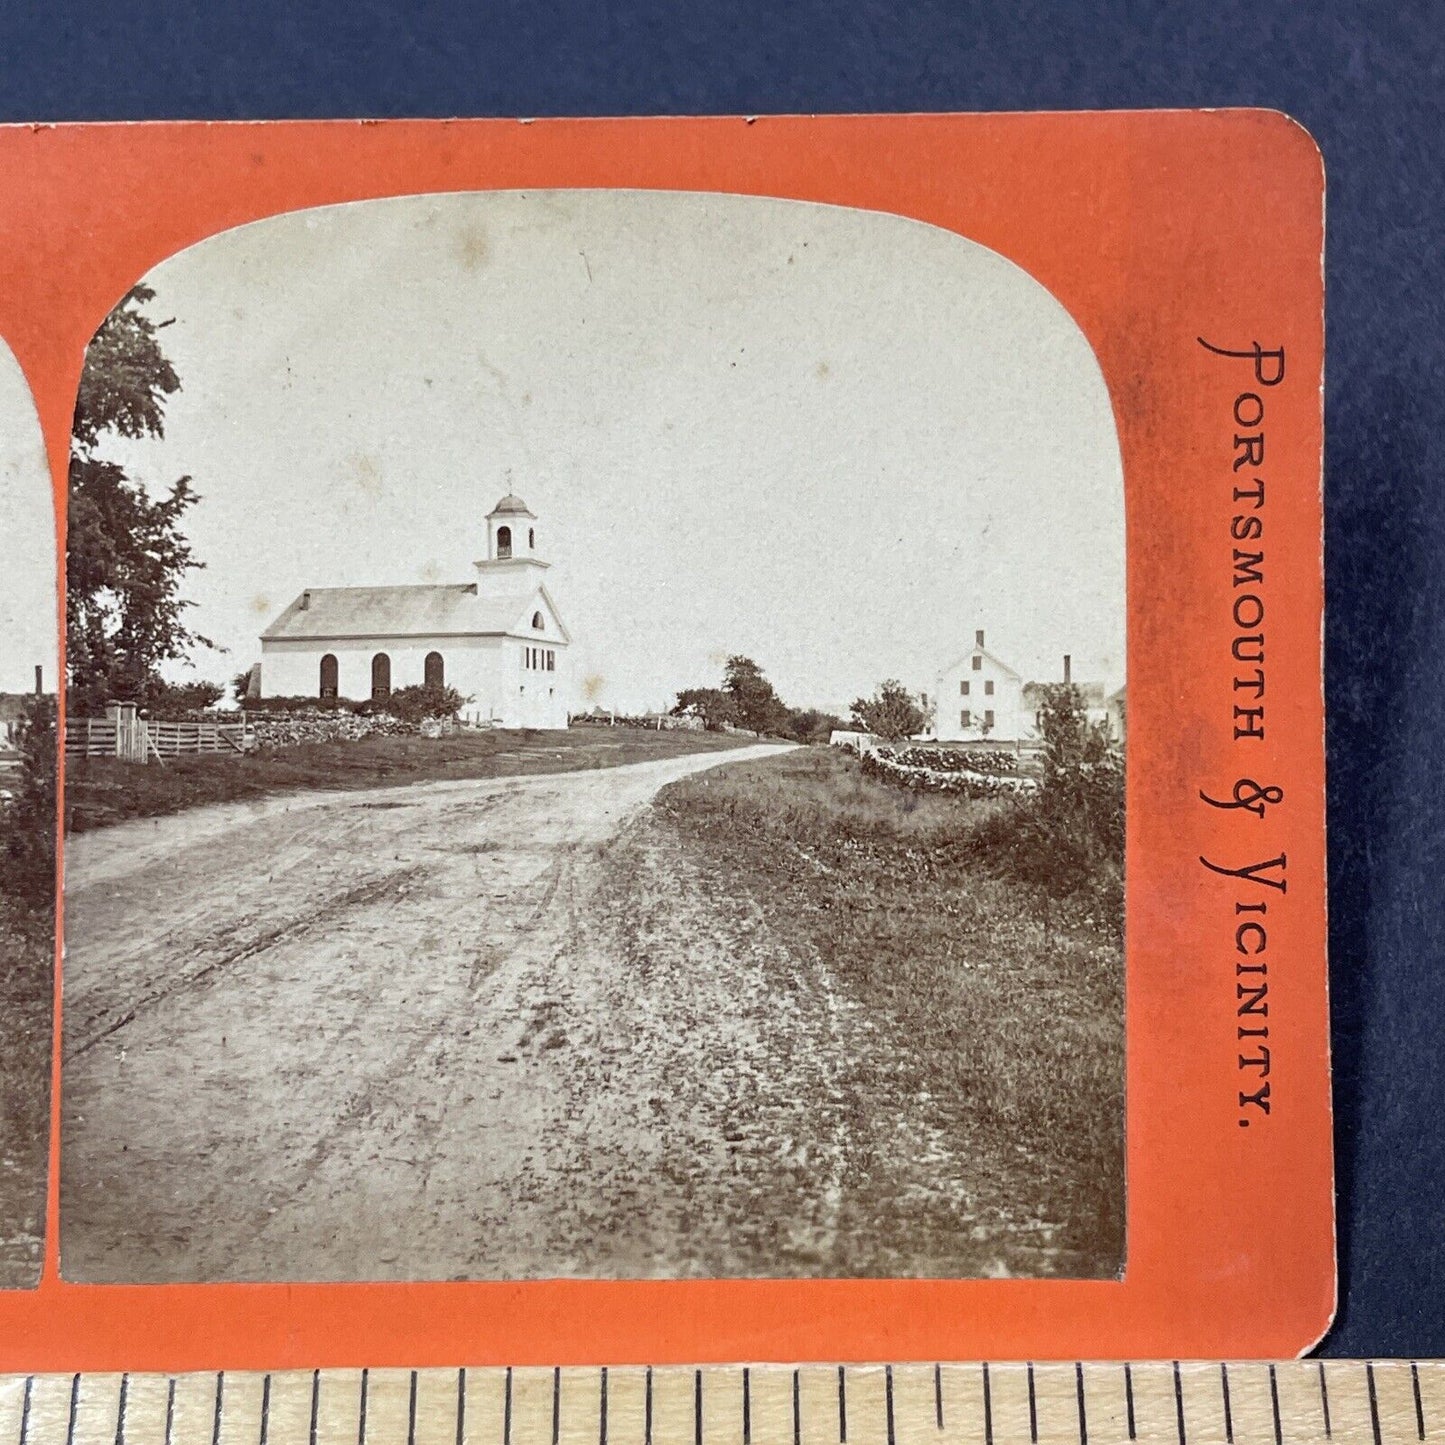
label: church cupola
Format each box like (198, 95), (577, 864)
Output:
(485, 492), (538, 561)
(475, 491), (550, 598)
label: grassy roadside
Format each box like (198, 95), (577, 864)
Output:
(652, 746), (1125, 1274)
(65, 726), (759, 835)
(0, 894), (51, 1287)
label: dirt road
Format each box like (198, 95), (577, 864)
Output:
(61, 741), (914, 1282)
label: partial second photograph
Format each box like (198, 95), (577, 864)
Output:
(60, 189), (1126, 1285)
(0, 341), (58, 1289)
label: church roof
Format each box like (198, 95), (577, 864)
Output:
(261, 584), (543, 641)
(488, 493), (535, 517)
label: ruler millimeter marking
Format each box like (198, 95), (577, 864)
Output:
(0, 1363), (1439, 1445)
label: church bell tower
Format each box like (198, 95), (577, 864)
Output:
(475, 493), (550, 597)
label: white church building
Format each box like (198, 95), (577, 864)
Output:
(258, 493), (573, 730)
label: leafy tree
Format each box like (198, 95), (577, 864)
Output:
(672, 686), (740, 731)
(67, 285), (211, 714)
(2, 695), (57, 907)
(781, 707), (846, 745)
(144, 679), (227, 717)
(850, 678), (926, 742)
(723, 655), (790, 735)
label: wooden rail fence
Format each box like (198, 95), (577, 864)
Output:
(65, 705), (249, 764)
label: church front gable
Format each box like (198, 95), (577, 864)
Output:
(504, 584), (571, 647)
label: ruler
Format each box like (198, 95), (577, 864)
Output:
(0, 1363), (1438, 1445)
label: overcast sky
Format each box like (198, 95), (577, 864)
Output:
(0, 343), (58, 696)
(98, 189), (1125, 714)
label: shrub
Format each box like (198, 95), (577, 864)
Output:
(962, 685), (1123, 920)
(362, 683), (466, 725)
(1, 695), (57, 908)
(141, 678), (226, 717)
(240, 694), (366, 714)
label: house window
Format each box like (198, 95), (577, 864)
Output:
(532, 610), (545, 630)
(528, 528), (535, 549)
(497, 525), (512, 558)
(984, 679), (995, 696)
(972, 655), (983, 671)
(424, 651), (444, 688)
(371, 652), (391, 698)
(319, 653), (338, 699)
(547, 651), (555, 672)
(960, 709), (971, 728)
(960, 680), (970, 696)
(984, 709), (995, 728)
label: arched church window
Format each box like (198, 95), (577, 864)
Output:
(319, 653), (338, 699)
(371, 652), (391, 698)
(497, 525), (512, 558)
(528, 528), (535, 549)
(424, 651), (444, 688)
(532, 610), (545, 630)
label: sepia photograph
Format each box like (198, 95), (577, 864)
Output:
(0, 341), (58, 1288)
(59, 189), (1126, 1284)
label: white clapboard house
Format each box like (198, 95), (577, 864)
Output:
(931, 632), (1121, 744)
(932, 630), (1029, 742)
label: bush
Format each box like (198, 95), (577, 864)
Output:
(362, 683), (466, 725)
(139, 678), (226, 717)
(240, 694), (366, 714)
(240, 688), (466, 721)
(962, 685), (1123, 920)
(2, 695), (57, 908)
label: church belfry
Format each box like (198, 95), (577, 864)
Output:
(485, 492), (538, 562)
(476, 493), (551, 598)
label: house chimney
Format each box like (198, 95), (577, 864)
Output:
(1063, 654), (1072, 684)
(34, 664), (42, 696)
(300, 590), (311, 611)
(975, 629), (985, 649)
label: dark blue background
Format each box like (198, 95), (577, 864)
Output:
(3, 0), (1441, 1356)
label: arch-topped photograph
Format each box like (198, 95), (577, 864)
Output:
(60, 187), (1124, 1288)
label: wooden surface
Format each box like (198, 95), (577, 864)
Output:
(0, 1363), (1437, 1445)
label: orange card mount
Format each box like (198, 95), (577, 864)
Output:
(0, 111), (1329, 1368)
